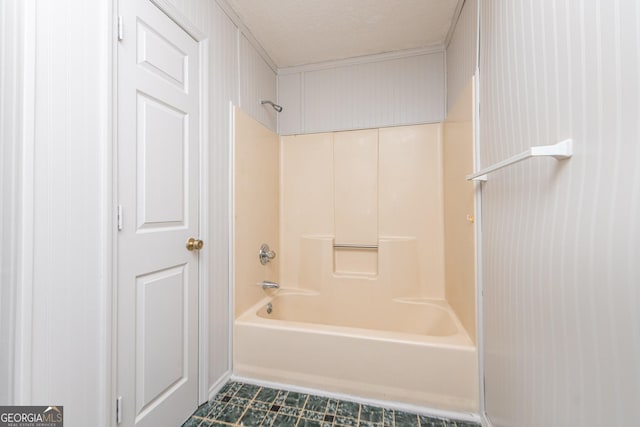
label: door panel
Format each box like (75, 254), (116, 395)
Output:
(117, 1), (200, 426)
(137, 93), (187, 228)
(136, 21), (188, 90)
(135, 264), (187, 414)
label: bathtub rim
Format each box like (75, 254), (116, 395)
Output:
(236, 291), (475, 349)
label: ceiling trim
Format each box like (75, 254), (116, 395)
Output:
(444, 0), (466, 48)
(278, 44), (445, 75)
(215, 0), (278, 72)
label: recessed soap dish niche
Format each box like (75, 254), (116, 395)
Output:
(333, 242), (378, 276)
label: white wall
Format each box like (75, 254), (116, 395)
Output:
(479, 1), (640, 426)
(239, 34), (278, 130)
(0, 0), (26, 405)
(26, 0), (111, 425)
(278, 50), (446, 135)
(445, 0), (477, 112)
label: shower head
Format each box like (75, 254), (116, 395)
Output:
(260, 100), (283, 113)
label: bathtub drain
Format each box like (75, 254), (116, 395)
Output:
(266, 303), (272, 314)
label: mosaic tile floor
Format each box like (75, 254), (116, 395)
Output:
(181, 381), (479, 427)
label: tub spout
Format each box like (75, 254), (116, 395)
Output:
(261, 280), (280, 290)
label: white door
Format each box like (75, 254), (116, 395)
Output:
(117, 0), (201, 426)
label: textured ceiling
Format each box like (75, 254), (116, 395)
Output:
(225, 0), (460, 68)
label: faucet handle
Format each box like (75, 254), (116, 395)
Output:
(259, 243), (276, 265)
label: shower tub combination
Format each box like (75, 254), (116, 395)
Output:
(234, 237), (478, 412)
(234, 291), (478, 412)
(233, 119), (479, 414)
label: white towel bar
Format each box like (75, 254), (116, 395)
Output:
(466, 139), (573, 181)
(333, 243), (378, 249)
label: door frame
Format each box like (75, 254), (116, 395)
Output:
(111, 0), (211, 421)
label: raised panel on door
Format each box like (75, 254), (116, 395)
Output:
(135, 264), (188, 416)
(136, 19), (188, 91)
(137, 93), (188, 230)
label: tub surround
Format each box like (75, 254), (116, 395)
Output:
(442, 80), (477, 342)
(233, 107), (280, 317)
(232, 111), (478, 414)
(234, 239), (478, 412)
(333, 129), (379, 246)
(280, 124), (446, 298)
(295, 236), (421, 301)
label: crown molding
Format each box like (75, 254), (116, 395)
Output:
(445, 0), (466, 48)
(278, 44), (445, 76)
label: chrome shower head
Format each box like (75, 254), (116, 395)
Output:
(260, 100), (283, 113)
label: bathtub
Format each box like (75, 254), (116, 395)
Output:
(234, 291), (478, 412)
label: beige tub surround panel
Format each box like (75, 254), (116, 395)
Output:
(378, 237), (421, 300)
(279, 124), (451, 299)
(379, 124), (445, 299)
(233, 107), (280, 317)
(333, 129), (379, 246)
(280, 134), (334, 288)
(297, 236), (421, 301)
(443, 80), (477, 342)
(297, 236), (335, 293)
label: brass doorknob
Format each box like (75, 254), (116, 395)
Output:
(186, 238), (204, 251)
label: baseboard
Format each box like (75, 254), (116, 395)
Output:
(208, 370), (233, 401)
(230, 374), (481, 424)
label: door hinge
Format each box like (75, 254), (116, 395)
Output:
(117, 16), (124, 41)
(116, 396), (122, 424)
(117, 205), (123, 231)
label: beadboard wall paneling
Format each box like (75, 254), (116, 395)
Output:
(204, 0), (238, 389)
(0, 0), (23, 404)
(277, 73), (302, 135)
(30, 0), (112, 424)
(446, 0), (477, 113)
(166, 0), (278, 392)
(239, 33), (278, 130)
(479, 1), (640, 426)
(278, 51), (446, 135)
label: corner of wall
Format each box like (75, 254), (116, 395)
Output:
(442, 80), (477, 343)
(445, 0), (478, 116)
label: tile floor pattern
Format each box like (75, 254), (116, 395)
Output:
(181, 381), (479, 427)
